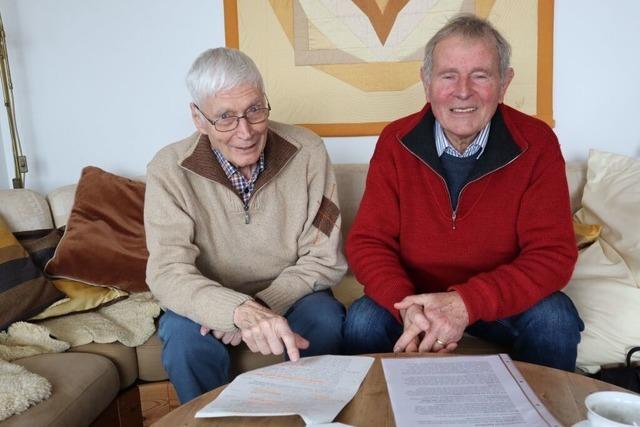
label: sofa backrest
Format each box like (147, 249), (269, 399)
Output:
(0, 162), (587, 235)
(565, 162), (587, 214)
(0, 188), (53, 232)
(334, 161), (587, 242)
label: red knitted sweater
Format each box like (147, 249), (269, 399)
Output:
(346, 103), (577, 324)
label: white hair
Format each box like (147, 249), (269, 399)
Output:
(186, 47), (264, 105)
(422, 14), (511, 83)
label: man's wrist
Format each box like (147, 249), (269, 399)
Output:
(254, 297), (270, 309)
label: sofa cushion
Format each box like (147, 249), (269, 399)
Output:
(332, 274), (364, 308)
(135, 334), (168, 382)
(45, 166), (149, 292)
(4, 352), (119, 427)
(0, 217), (66, 331)
(70, 342), (138, 389)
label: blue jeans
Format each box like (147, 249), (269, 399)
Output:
(343, 292), (584, 371)
(158, 290), (345, 403)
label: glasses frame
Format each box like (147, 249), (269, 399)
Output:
(193, 95), (271, 132)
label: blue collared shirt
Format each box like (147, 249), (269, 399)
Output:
(434, 120), (491, 159)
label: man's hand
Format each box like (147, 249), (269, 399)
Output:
(199, 326), (243, 346)
(394, 291), (469, 353)
(393, 304), (430, 353)
(233, 300), (309, 361)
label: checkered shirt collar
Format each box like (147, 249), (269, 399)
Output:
(434, 120), (490, 159)
(212, 148), (265, 204)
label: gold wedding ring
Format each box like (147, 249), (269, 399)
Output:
(435, 338), (446, 346)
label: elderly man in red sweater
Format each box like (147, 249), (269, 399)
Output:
(343, 14), (583, 371)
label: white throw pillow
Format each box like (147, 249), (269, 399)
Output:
(563, 239), (640, 373)
(574, 149), (640, 284)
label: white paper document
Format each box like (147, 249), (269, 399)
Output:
(382, 354), (561, 427)
(195, 355), (374, 425)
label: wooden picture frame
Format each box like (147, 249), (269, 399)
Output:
(224, 0), (554, 136)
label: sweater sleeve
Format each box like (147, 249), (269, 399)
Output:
(449, 133), (578, 324)
(345, 134), (416, 321)
(144, 155), (251, 332)
(255, 141), (347, 315)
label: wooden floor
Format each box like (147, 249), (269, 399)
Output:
(91, 386), (144, 427)
(139, 381), (180, 426)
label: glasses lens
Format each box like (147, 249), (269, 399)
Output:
(246, 108), (269, 124)
(214, 117), (238, 132)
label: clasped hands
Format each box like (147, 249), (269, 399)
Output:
(200, 300), (308, 362)
(393, 291), (469, 354)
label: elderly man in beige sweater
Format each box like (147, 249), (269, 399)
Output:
(144, 48), (347, 403)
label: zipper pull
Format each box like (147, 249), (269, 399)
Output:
(244, 205), (251, 224)
(452, 211), (457, 230)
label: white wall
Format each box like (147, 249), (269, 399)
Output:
(0, 0), (639, 192)
(553, 1), (640, 162)
(0, 130), (8, 186)
(0, 0), (224, 191)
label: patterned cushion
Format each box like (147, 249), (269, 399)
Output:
(0, 216), (66, 330)
(14, 228), (63, 270)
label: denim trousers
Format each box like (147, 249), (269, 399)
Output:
(158, 290), (345, 403)
(343, 292), (584, 372)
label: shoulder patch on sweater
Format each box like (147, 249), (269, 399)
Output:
(313, 196), (339, 238)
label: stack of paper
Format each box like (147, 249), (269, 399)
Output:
(382, 354), (561, 427)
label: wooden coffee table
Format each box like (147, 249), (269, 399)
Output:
(153, 353), (629, 426)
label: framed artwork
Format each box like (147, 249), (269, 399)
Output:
(224, 0), (554, 136)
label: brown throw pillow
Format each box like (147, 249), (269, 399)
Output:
(0, 216), (66, 330)
(45, 166), (149, 292)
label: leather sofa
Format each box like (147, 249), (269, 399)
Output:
(0, 162), (587, 426)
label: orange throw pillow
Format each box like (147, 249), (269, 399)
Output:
(45, 166), (149, 292)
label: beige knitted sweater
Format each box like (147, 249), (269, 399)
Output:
(144, 121), (347, 332)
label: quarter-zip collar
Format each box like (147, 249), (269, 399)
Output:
(179, 126), (299, 194)
(400, 104), (523, 180)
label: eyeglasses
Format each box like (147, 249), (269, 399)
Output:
(193, 97), (271, 132)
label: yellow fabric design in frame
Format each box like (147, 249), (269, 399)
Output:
(225, 0), (553, 136)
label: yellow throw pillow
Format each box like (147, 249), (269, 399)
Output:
(573, 221), (602, 250)
(30, 279), (128, 320)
